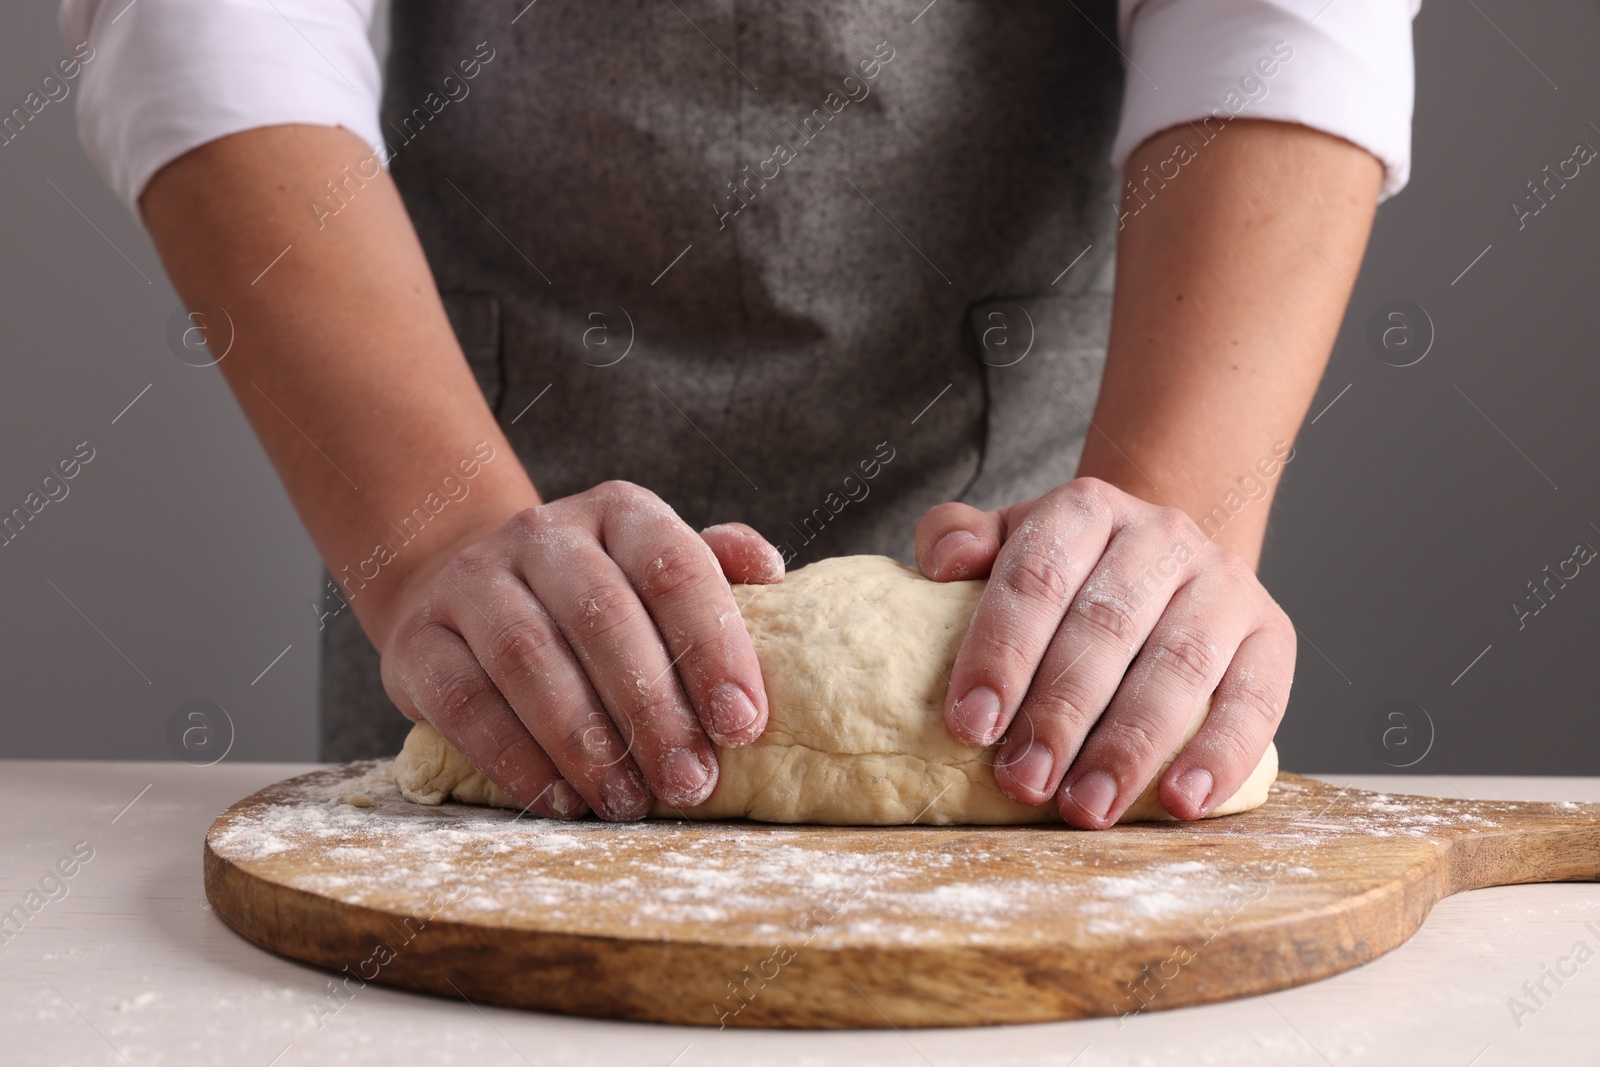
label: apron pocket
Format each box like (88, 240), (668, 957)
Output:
(964, 291), (1112, 512)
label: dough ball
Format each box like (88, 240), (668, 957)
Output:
(392, 555), (1277, 825)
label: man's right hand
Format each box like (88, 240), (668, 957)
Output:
(135, 127), (782, 821)
(378, 481), (784, 821)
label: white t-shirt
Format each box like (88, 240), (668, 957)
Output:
(60, 0), (1420, 215)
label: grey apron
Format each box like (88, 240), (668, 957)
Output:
(322, 0), (1125, 759)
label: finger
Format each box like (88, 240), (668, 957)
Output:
(913, 501), (1004, 581)
(436, 559), (654, 819)
(942, 482), (1115, 747)
(597, 496), (769, 749)
(380, 618), (590, 820)
(516, 508), (724, 808)
(1055, 569), (1255, 828)
(1159, 622), (1294, 819)
(992, 508), (1198, 801)
(701, 522), (786, 584)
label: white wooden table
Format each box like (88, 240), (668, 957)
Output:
(3, 760), (1597, 1067)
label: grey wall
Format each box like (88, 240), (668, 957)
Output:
(1262, 2), (1600, 774)
(0, 5), (328, 761)
(2, 1), (1595, 772)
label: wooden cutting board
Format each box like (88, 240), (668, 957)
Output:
(203, 761), (1600, 1029)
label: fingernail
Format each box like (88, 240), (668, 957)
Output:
(659, 747), (711, 804)
(548, 780), (585, 818)
(599, 765), (650, 820)
(708, 682), (760, 743)
(1003, 741), (1055, 797)
(931, 530), (979, 578)
(952, 686), (1003, 744)
(1066, 770), (1118, 821)
(1174, 768), (1214, 812)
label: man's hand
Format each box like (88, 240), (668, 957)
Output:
(379, 482), (784, 821)
(915, 478), (1295, 828)
(139, 127), (791, 824)
(912, 120), (1378, 829)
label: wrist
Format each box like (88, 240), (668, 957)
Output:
(339, 479), (541, 649)
(1070, 460), (1272, 568)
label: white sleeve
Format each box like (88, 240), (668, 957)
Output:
(1112, 0), (1421, 201)
(60, 0), (382, 214)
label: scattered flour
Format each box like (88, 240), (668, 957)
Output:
(205, 762), (1596, 950)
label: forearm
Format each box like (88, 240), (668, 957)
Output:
(141, 124), (539, 643)
(1081, 118), (1382, 566)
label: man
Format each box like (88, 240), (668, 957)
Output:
(66, 0), (1417, 826)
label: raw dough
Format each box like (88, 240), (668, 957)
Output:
(393, 554), (1278, 825)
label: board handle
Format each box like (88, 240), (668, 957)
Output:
(1445, 799), (1600, 892)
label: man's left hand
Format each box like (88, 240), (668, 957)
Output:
(914, 477), (1295, 828)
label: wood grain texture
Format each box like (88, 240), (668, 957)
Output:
(203, 762), (1600, 1028)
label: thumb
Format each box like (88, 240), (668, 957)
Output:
(913, 502), (1007, 581)
(700, 523), (786, 585)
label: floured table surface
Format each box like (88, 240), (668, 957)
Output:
(204, 761), (1600, 1028)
